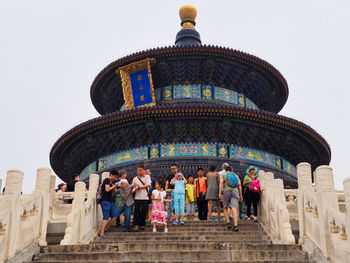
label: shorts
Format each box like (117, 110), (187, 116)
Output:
(100, 200), (117, 220)
(186, 202), (195, 215)
(223, 190), (239, 208)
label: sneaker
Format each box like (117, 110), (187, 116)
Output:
(226, 223), (232, 229)
(246, 217), (251, 220)
(254, 217), (258, 222)
(233, 226), (239, 232)
(98, 234), (106, 239)
(164, 228), (168, 233)
(153, 228), (157, 232)
(180, 220), (184, 225)
(229, 215), (233, 219)
(173, 220), (178, 225)
(115, 222), (122, 228)
(123, 229), (130, 232)
(133, 225), (140, 232)
(171, 217), (176, 221)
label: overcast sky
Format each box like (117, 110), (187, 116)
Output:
(0, 0), (349, 193)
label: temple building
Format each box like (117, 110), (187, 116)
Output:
(50, 6), (331, 187)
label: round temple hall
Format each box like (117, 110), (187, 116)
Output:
(50, 5), (331, 187)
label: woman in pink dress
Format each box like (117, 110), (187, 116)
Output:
(151, 181), (169, 232)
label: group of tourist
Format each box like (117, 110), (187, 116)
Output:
(96, 163), (262, 238)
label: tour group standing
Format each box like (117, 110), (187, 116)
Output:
(62, 163), (262, 237)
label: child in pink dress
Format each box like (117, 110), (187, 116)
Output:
(151, 181), (168, 232)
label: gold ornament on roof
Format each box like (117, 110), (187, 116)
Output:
(179, 5), (197, 29)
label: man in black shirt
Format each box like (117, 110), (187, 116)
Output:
(99, 170), (119, 237)
(66, 174), (80, 192)
(165, 164), (178, 221)
(66, 174), (80, 204)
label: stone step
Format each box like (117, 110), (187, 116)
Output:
(104, 230), (266, 237)
(26, 261), (316, 263)
(116, 243), (302, 252)
(42, 243), (302, 253)
(32, 250), (309, 262)
(27, 261), (315, 263)
(41, 244), (118, 254)
(93, 234), (270, 243)
(110, 226), (262, 232)
(113, 222), (261, 227)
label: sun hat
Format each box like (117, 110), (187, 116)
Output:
(245, 166), (259, 175)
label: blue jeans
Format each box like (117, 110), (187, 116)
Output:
(116, 204), (133, 230)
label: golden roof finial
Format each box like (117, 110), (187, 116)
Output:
(179, 5), (197, 29)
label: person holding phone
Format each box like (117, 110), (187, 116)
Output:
(170, 172), (187, 225)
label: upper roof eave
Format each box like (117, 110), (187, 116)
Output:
(90, 44), (289, 114)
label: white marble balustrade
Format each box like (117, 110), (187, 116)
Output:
(297, 163), (350, 263)
(258, 170), (295, 244)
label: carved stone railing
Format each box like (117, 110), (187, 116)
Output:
(284, 189), (298, 220)
(0, 168), (105, 262)
(258, 170), (295, 244)
(48, 191), (88, 224)
(0, 168), (52, 263)
(297, 163), (350, 263)
(60, 173), (102, 245)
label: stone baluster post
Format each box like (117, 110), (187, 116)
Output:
(88, 174), (99, 230)
(257, 171), (267, 221)
(263, 172), (274, 227)
(297, 162), (313, 244)
(4, 169), (23, 196)
(88, 174), (99, 201)
(60, 181), (86, 245)
(101, 172), (109, 181)
(274, 178), (284, 240)
(257, 170), (265, 217)
(275, 178), (294, 243)
(314, 165), (338, 259)
(73, 182), (86, 243)
(49, 175), (56, 206)
(49, 175), (56, 221)
(2, 169), (23, 260)
(275, 179), (286, 207)
(343, 178), (350, 249)
(33, 168), (52, 246)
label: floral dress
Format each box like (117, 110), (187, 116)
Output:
(151, 190), (167, 225)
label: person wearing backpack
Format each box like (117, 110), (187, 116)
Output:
(219, 166), (243, 232)
(243, 166), (261, 221)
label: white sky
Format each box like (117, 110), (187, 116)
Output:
(0, 0), (349, 193)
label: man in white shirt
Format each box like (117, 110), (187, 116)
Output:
(132, 165), (151, 231)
